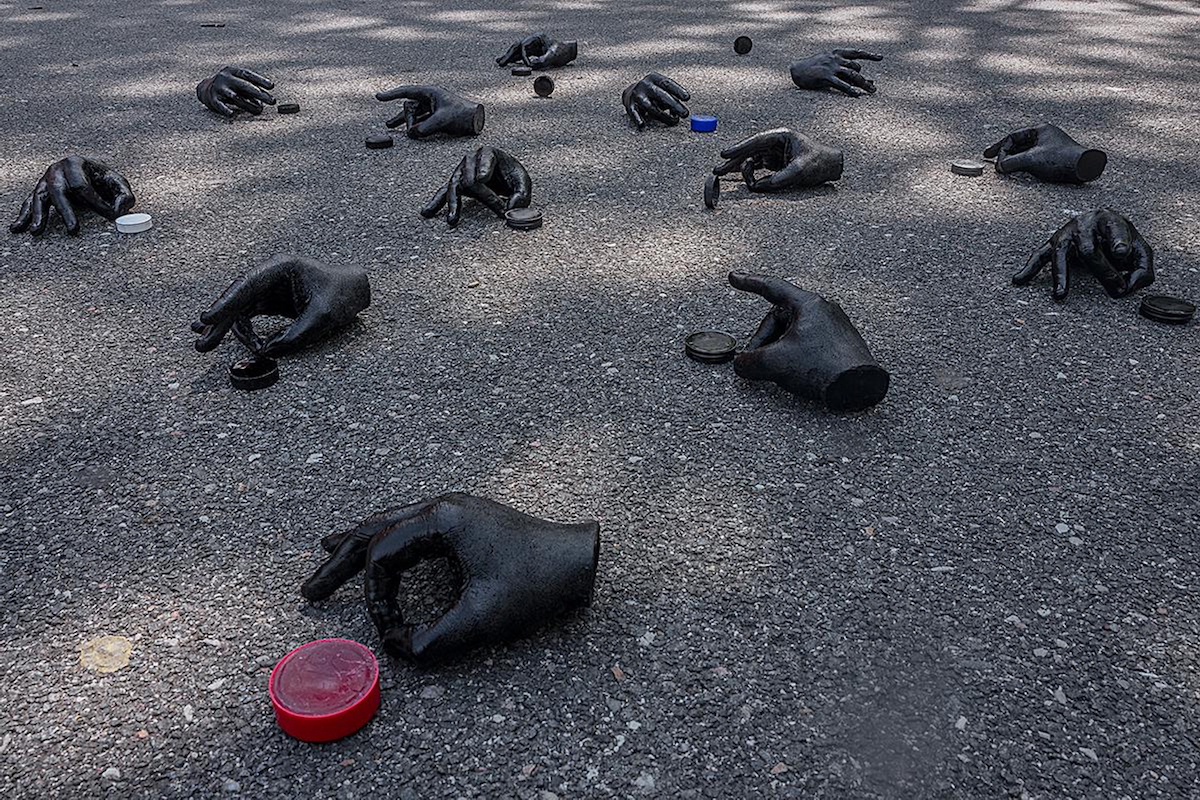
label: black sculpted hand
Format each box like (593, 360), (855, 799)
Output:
(789, 49), (882, 96)
(10, 155), (135, 236)
(983, 123), (1106, 184)
(496, 33), (578, 69)
(375, 85), (485, 139)
(196, 66), (276, 116)
(713, 129), (843, 191)
(729, 272), (889, 411)
(301, 493), (601, 664)
(622, 73), (690, 129)
(421, 147), (532, 228)
(1013, 209), (1153, 302)
(192, 254), (371, 357)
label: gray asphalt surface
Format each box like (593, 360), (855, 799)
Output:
(1, 0), (1199, 797)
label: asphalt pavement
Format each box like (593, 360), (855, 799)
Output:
(0, 0), (1198, 797)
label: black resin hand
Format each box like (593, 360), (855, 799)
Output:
(10, 155), (134, 236)
(376, 85), (485, 139)
(196, 66), (276, 117)
(496, 33), (578, 69)
(789, 49), (882, 96)
(983, 124), (1106, 184)
(1013, 209), (1153, 302)
(301, 493), (600, 664)
(729, 272), (889, 410)
(421, 147), (532, 228)
(192, 254), (371, 357)
(622, 73), (690, 128)
(713, 129), (843, 191)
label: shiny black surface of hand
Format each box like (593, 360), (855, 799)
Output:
(375, 85), (485, 139)
(622, 73), (690, 129)
(192, 254), (371, 357)
(421, 147), (532, 228)
(729, 272), (889, 411)
(496, 33), (578, 69)
(1013, 209), (1153, 302)
(196, 66), (276, 117)
(983, 123), (1106, 184)
(789, 49), (882, 96)
(301, 493), (600, 664)
(10, 156), (135, 236)
(713, 129), (843, 191)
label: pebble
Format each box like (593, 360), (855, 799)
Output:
(1069, 536), (1083, 546)
(955, 716), (967, 731)
(420, 685), (445, 699)
(1053, 687), (1068, 705)
(1055, 523), (1070, 534)
(102, 767), (121, 780)
(1034, 648), (1048, 657)
(223, 778), (241, 792)
(183, 704), (194, 722)
(305, 453), (323, 464)
(1080, 747), (1098, 762)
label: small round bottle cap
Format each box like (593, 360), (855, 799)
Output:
(1140, 294), (1195, 324)
(534, 76), (555, 97)
(734, 36), (753, 55)
(365, 134), (394, 150)
(277, 102), (300, 114)
(685, 331), (737, 363)
(690, 115), (718, 133)
(229, 356), (279, 390)
(511, 66), (533, 77)
(269, 639), (380, 743)
(951, 160), (986, 177)
(506, 207), (543, 230)
(115, 212), (152, 234)
(704, 174), (720, 210)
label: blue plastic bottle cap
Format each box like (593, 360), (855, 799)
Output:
(690, 115), (718, 133)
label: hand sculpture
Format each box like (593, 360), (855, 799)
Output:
(196, 66), (276, 117)
(622, 73), (690, 129)
(375, 85), (485, 139)
(192, 254), (371, 357)
(789, 49), (882, 96)
(983, 124), (1106, 184)
(421, 147), (532, 228)
(496, 33), (578, 69)
(10, 156), (135, 236)
(1013, 209), (1153, 302)
(713, 129), (843, 191)
(729, 272), (889, 411)
(301, 493), (600, 664)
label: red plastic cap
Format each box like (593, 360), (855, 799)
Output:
(269, 638), (380, 742)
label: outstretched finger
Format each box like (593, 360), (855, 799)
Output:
(728, 271), (809, 307)
(230, 67), (275, 89)
(407, 110), (449, 139)
(303, 502), (430, 600)
(420, 184), (450, 218)
(827, 76), (864, 97)
(833, 49), (883, 61)
(445, 175), (463, 227)
(376, 84), (433, 103)
(646, 72), (690, 101)
(27, 184), (50, 235)
(1012, 240), (1052, 285)
(648, 83), (689, 117)
(9, 192), (33, 233)
(838, 68), (875, 94)
(718, 130), (786, 162)
(1050, 241), (1071, 302)
(48, 183), (79, 235)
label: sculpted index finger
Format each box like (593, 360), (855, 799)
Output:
(376, 84), (433, 102)
(728, 271), (807, 307)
